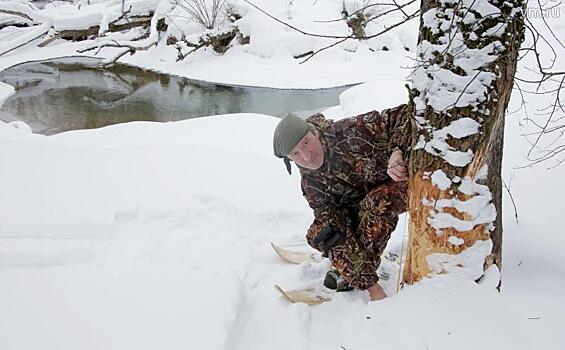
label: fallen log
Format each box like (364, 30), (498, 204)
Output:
(38, 15), (152, 47)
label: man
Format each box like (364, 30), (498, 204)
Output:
(273, 105), (410, 300)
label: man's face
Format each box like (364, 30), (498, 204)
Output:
(287, 129), (324, 170)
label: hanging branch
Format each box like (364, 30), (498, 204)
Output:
(502, 179), (519, 223)
(511, 2), (565, 168)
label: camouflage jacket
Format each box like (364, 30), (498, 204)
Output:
(299, 104), (410, 251)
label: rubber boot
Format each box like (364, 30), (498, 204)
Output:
(323, 270), (354, 292)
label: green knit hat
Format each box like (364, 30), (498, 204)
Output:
(273, 114), (311, 174)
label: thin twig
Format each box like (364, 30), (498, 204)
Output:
(502, 179), (519, 223)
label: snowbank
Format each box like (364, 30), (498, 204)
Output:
(0, 81), (15, 106)
(1, 101), (564, 349)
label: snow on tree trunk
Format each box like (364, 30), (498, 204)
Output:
(403, 0), (526, 285)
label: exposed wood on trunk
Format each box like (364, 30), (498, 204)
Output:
(403, 171), (492, 284)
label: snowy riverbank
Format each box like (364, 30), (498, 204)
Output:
(0, 0), (418, 89)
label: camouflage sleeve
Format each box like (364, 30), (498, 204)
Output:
(355, 104), (410, 153)
(379, 104), (410, 152)
(301, 177), (349, 252)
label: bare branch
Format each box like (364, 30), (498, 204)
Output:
(298, 37), (351, 64)
(0, 9), (34, 23)
(243, 0), (418, 40)
(0, 23), (50, 57)
(534, 0), (565, 49)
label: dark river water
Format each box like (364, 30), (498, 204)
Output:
(0, 57), (351, 135)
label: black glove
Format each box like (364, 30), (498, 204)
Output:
(313, 225), (343, 257)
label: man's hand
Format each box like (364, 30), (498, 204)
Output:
(387, 149), (408, 181)
(313, 225), (343, 257)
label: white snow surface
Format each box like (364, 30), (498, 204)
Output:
(1, 1), (564, 349)
(431, 169), (452, 190)
(427, 167), (497, 235)
(1, 88), (563, 349)
(427, 239), (493, 280)
(0, 81), (15, 106)
(448, 235), (465, 246)
(414, 118), (481, 167)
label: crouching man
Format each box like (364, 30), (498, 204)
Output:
(273, 105), (410, 300)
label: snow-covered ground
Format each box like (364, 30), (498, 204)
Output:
(1, 81), (563, 349)
(0, 81), (14, 105)
(1, 1), (564, 349)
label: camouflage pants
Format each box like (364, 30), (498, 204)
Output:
(327, 181), (407, 290)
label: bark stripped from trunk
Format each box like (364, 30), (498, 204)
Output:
(403, 0), (526, 285)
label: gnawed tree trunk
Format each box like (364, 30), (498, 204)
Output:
(403, 0), (526, 286)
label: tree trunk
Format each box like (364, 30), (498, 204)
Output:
(402, 0), (526, 285)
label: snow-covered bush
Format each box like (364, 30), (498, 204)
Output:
(161, 0), (247, 60)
